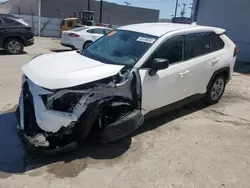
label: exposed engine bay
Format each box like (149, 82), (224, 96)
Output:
(16, 68), (143, 152)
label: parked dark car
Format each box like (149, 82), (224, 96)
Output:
(0, 14), (34, 54)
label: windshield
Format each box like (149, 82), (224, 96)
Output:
(83, 30), (158, 67)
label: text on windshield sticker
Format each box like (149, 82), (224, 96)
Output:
(136, 37), (156, 44)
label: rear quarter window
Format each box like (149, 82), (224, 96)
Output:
(209, 32), (225, 52)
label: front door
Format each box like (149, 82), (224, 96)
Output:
(139, 35), (190, 114)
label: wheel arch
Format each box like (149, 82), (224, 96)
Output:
(3, 35), (25, 46)
(207, 66), (230, 90)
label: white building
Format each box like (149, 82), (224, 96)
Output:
(193, 0), (250, 62)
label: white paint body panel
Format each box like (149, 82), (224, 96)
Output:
(22, 51), (124, 89)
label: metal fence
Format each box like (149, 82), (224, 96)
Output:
(15, 14), (61, 38)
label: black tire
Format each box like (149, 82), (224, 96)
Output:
(98, 109), (144, 143)
(82, 41), (92, 49)
(203, 75), (226, 105)
(4, 38), (24, 54)
(73, 102), (98, 144)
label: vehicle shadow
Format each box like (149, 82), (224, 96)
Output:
(49, 49), (72, 53)
(0, 100), (207, 175)
(234, 61), (250, 75)
(0, 50), (28, 56)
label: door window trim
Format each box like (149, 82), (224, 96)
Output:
(140, 30), (225, 69)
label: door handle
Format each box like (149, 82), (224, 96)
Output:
(179, 70), (189, 77)
(212, 58), (219, 65)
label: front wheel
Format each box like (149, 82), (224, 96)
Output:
(203, 75), (226, 105)
(4, 38), (24, 54)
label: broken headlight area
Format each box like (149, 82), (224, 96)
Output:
(41, 92), (83, 113)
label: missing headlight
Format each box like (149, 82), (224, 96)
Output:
(41, 93), (83, 112)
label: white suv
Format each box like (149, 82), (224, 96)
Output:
(17, 23), (237, 152)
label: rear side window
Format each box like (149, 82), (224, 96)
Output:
(184, 32), (211, 60)
(184, 32), (225, 60)
(87, 29), (105, 34)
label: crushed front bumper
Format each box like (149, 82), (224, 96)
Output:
(16, 77), (79, 153)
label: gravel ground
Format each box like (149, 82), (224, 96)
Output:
(0, 38), (250, 188)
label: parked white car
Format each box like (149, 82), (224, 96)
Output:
(17, 23), (237, 152)
(60, 26), (113, 50)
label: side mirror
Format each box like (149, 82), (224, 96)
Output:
(148, 58), (169, 76)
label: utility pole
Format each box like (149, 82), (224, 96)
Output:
(99, 0), (103, 23)
(38, 0), (41, 38)
(174, 0), (179, 18)
(180, 3), (187, 17)
(88, 0), (90, 11)
(189, 1), (194, 19)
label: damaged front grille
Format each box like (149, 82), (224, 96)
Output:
(23, 82), (42, 136)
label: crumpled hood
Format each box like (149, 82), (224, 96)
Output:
(22, 51), (124, 89)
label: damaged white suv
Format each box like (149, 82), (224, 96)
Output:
(16, 23), (237, 152)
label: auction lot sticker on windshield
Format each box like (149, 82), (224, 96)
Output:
(136, 37), (156, 44)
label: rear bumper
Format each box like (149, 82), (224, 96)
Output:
(61, 42), (74, 48)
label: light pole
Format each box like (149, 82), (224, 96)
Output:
(38, 0), (41, 37)
(88, 0), (90, 11)
(174, 0), (179, 18)
(99, 0), (103, 23)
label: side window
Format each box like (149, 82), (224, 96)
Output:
(209, 32), (225, 52)
(0, 19), (2, 26)
(67, 21), (73, 27)
(184, 32), (211, 60)
(150, 35), (184, 65)
(87, 29), (105, 34)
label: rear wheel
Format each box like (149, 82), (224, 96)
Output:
(4, 38), (24, 54)
(82, 41), (92, 49)
(203, 75), (226, 105)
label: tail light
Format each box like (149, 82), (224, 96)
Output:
(234, 47), (239, 57)
(68, 33), (80, 37)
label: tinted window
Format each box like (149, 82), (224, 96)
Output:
(0, 19), (2, 26)
(2, 17), (20, 25)
(150, 35), (184, 65)
(184, 32), (211, 60)
(87, 28), (105, 34)
(209, 32), (225, 51)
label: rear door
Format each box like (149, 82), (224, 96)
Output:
(182, 32), (226, 96)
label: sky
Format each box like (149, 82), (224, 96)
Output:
(101, 0), (194, 18)
(0, 0), (194, 19)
